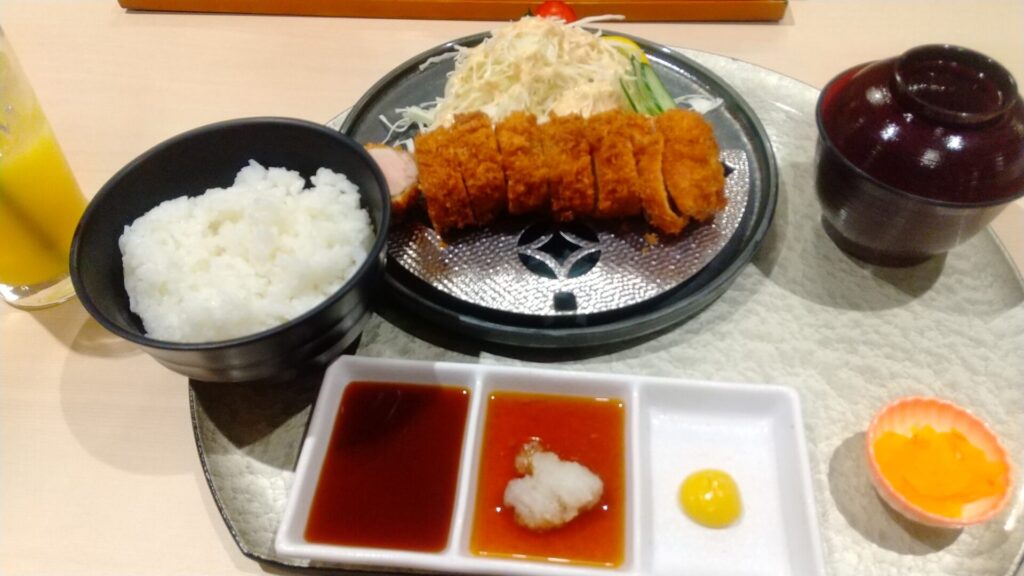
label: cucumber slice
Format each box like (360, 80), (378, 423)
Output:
(635, 60), (663, 114)
(630, 57), (661, 115)
(620, 58), (654, 115)
(619, 55), (674, 116)
(639, 62), (676, 113)
(620, 78), (641, 113)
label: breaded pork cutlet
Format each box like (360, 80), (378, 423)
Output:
(541, 114), (595, 221)
(394, 109), (727, 236)
(451, 112), (507, 225)
(495, 111), (549, 215)
(414, 125), (476, 235)
(656, 109), (727, 222)
(364, 144), (419, 221)
(587, 109), (644, 219)
(619, 114), (690, 235)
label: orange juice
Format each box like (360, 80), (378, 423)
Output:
(1, 34), (87, 299)
(0, 114), (86, 286)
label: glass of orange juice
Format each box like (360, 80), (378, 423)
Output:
(0, 27), (87, 309)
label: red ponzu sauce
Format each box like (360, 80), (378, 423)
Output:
(470, 391), (626, 566)
(304, 382), (469, 552)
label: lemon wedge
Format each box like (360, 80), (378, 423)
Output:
(603, 36), (649, 64)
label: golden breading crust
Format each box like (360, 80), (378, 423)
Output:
(620, 114), (690, 235)
(656, 109), (727, 222)
(495, 111), (549, 215)
(587, 109), (643, 219)
(414, 126), (476, 234)
(407, 109), (726, 235)
(541, 114), (595, 221)
(451, 112), (507, 226)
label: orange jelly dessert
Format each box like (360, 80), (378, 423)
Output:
(470, 391), (626, 567)
(873, 425), (1008, 518)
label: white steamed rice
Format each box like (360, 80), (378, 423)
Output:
(119, 160), (373, 343)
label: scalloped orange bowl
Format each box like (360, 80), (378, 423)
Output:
(865, 396), (1015, 528)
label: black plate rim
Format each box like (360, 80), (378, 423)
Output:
(340, 32), (779, 349)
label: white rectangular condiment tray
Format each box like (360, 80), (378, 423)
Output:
(276, 356), (826, 575)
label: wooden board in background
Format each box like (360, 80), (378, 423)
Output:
(117, 0), (788, 22)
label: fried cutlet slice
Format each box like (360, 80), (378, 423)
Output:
(619, 114), (689, 235)
(656, 109), (727, 222)
(414, 126), (476, 234)
(495, 111), (549, 215)
(364, 143), (420, 221)
(540, 114), (595, 221)
(587, 109), (643, 219)
(450, 112), (507, 226)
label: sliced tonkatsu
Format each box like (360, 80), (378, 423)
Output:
(541, 114), (595, 221)
(656, 109), (727, 222)
(396, 108), (726, 236)
(619, 113), (690, 235)
(450, 112), (507, 226)
(587, 109), (644, 219)
(413, 125), (476, 235)
(495, 111), (550, 215)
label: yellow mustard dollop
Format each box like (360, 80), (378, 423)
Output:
(874, 425), (1007, 518)
(679, 469), (742, 528)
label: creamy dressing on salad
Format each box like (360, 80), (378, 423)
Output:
(403, 17), (631, 131)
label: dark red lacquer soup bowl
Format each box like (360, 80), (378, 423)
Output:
(815, 44), (1024, 266)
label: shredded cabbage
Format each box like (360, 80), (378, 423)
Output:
(406, 16), (631, 131)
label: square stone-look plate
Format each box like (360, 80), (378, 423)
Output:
(274, 356), (825, 575)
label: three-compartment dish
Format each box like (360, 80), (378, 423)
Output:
(275, 356), (826, 575)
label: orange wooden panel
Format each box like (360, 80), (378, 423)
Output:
(118, 0), (788, 22)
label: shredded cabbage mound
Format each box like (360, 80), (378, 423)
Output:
(406, 16), (631, 131)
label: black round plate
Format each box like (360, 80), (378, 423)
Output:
(339, 31), (778, 350)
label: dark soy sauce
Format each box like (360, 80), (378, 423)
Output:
(305, 382), (470, 552)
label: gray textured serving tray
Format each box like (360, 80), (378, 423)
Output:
(190, 49), (1024, 576)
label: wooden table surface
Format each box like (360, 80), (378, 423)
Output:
(1, 1), (1022, 574)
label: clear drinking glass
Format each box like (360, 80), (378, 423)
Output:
(0, 26), (87, 309)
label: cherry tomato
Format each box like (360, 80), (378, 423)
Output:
(535, 0), (577, 22)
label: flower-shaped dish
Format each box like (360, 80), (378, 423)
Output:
(866, 396), (1014, 528)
